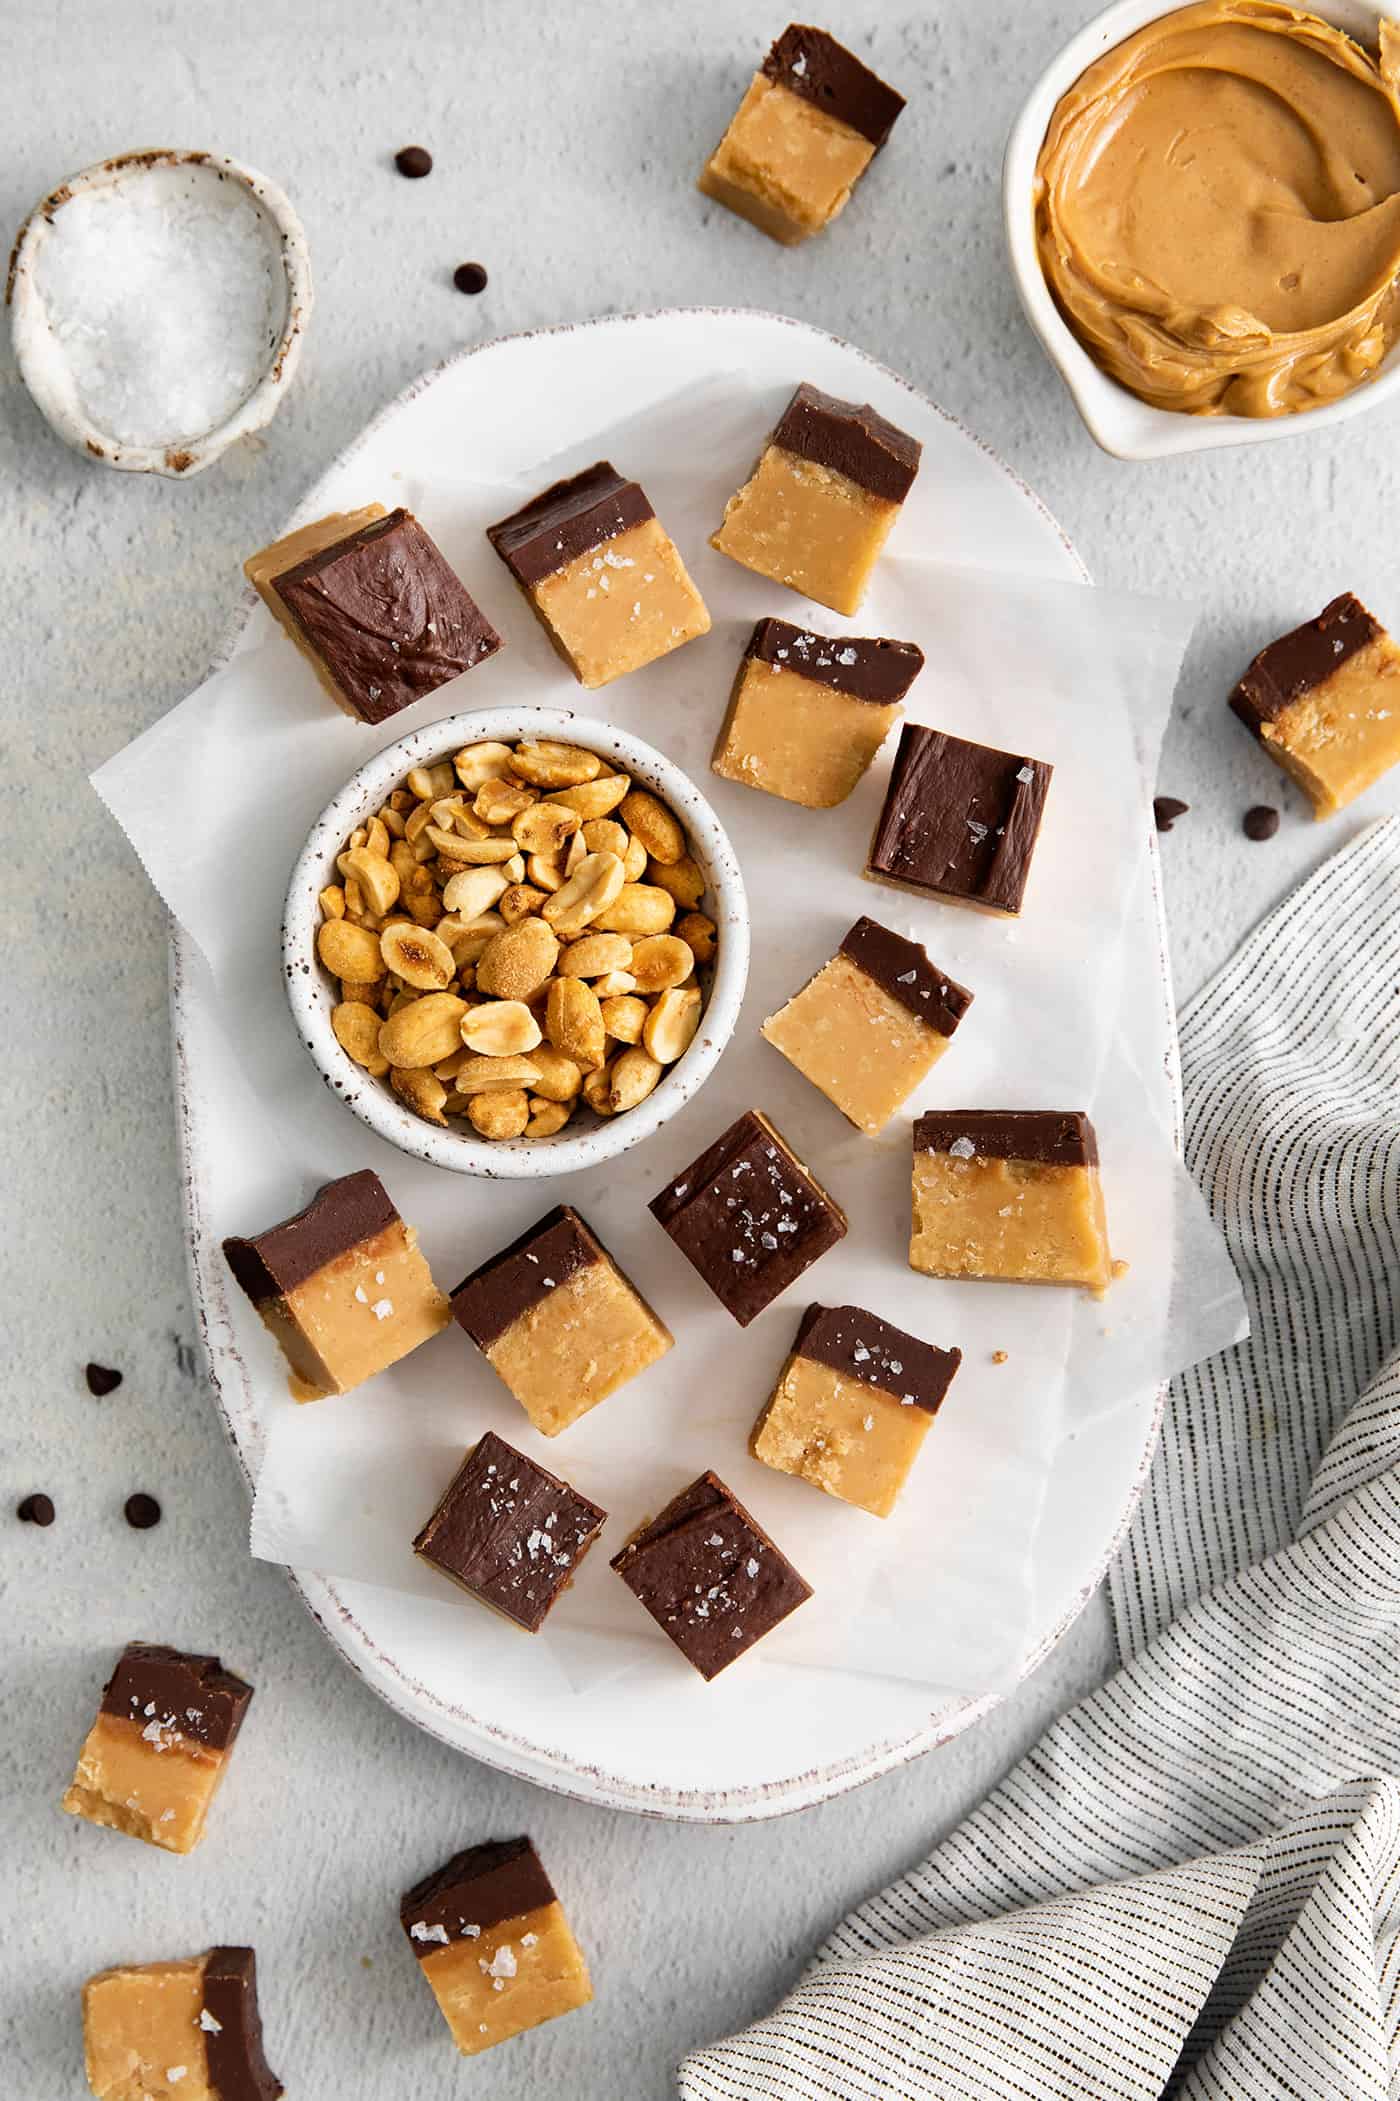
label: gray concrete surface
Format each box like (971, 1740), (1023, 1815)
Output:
(5, 3), (1399, 2095)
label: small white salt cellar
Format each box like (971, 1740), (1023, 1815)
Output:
(7, 149), (311, 477)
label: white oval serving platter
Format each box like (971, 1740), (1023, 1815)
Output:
(175, 308), (1177, 1822)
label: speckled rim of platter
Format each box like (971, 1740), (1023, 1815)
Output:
(172, 308), (1180, 1822)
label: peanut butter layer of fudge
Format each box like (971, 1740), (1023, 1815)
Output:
(762, 916), (973, 1134)
(245, 504), (501, 723)
(63, 1644), (252, 1856)
(414, 1430), (607, 1631)
(611, 1469), (812, 1677)
(711, 383), (921, 616)
(451, 1205), (672, 1437)
(83, 1946), (282, 2101)
(401, 1837), (592, 2056)
(752, 1304), (961, 1517)
(712, 618), (922, 807)
(487, 462), (709, 688)
(650, 1109), (847, 1326)
(699, 23), (906, 245)
(1229, 592), (1400, 818)
(867, 724), (1053, 915)
(911, 1112), (1112, 1293)
(222, 1169), (450, 1401)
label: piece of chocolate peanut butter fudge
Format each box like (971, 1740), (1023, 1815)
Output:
(63, 1644), (252, 1856)
(83, 1946), (282, 2101)
(712, 618), (922, 807)
(911, 1111), (1112, 1293)
(1229, 592), (1400, 818)
(752, 1304), (961, 1517)
(867, 724), (1053, 915)
(611, 1469), (812, 1677)
(712, 383), (921, 616)
(401, 1836), (592, 2056)
(245, 505), (501, 723)
(451, 1205), (672, 1436)
(649, 1109), (847, 1326)
(414, 1430), (607, 1631)
(699, 24), (906, 246)
(762, 916), (973, 1134)
(487, 461), (709, 688)
(222, 1170), (449, 1401)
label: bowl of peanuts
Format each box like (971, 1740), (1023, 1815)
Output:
(283, 706), (750, 1177)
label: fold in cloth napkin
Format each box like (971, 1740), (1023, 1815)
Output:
(680, 818), (1400, 2101)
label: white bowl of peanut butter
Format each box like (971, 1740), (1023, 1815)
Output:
(1005, 0), (1400, 456)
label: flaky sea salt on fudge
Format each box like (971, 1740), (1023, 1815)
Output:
(221, 1169), (449, 1401)
(401, 1836), (592, 2056)
(63, 1643), (252, 1855)
(911, 1111), (1112, 1293)
(413, 1429), (607, 1631)
(83, 1946), (282, 2101)
(711, 618), (921, 807)
(487, 462), (710, 688)
(1230, 591), (1400, 817)
(761, 916), (973, 1134)
(751, 1303), (961, 1517)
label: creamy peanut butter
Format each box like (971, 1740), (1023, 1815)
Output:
(1035, 1), (1400, 416)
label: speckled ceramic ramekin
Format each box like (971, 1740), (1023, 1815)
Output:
(283, 706), (751, 1179)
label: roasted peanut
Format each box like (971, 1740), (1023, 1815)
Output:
(546, 977), (606, 1071)
(468, 1089), (530, 1139)
(474, 776), (536, 826)
(512, 801), (579, 857)
(442, 911), (506, 963)
(599, 994), (647, 1045)
(332, 1001), (390, 1076)
(541, 851), (626, 939)
(644, 985), (702, 1064)
(391, 1065), (448, 1125)
(529, 1044), (583, 1102)
(454, 1054), (542, 1096)
(676, 910), (716, 964)
(526, 1096), (573, 1137)
(629, 934), (694, 993)
(581, 1062), (616, 1116)
(581, 818), (629, 862)
(454, 741), (517, 790)
(317, 919), (386, 982)
(608, 1047), (663, 1112)
(546, 772), (629, 819)
(343, 848), (401, 917)
(526, 850), (566, 894)
(460, 1000), (544, 1057)
(319, 883), (346, 920)
(509, 740), (602, 788)
(592, 970), (638, 998)
(379, 992), (469, 1068)
(441, 865), (510, 920)
(476, 917), (559, 1000)
(402, 885), (445, 929)
(622, 831), (648, 881)
(407, 761), (456, 801)
(499, 882), (547, 925)
(380, 922), (455, 991)
(648, 855), (706, 910)
(557, 932), (633, 979)
(620, 788), (685, 865)
(595, 883), (676, 936)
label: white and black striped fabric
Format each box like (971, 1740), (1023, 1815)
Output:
(680, 819), (1400, 2101)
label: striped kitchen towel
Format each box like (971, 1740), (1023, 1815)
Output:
(680, 817), (1400, 2101)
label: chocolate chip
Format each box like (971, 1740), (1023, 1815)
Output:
(17, 1493), (55, 1526)
(1153, 796), (1189, 834)
(1243, 804), (1280, 841)
(394, 145), (433, 179)
(453, 261), (488, 295)
(85, 1362), (122, 1396)
(124, 1493), (162, 1530)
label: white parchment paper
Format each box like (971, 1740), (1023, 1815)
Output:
(93, 374), (1245, 1699)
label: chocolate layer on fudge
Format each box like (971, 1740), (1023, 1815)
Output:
(487, 464), (655, 587)
(914, 1110), (1098, 1169)
(202, 1948), (284, 2101)
(771, 384), (921, 503)
(838, 916), (973, 1037)
(222, 1170), (398, 1305)
(100, 1644), (252, 1752)
(402, 1837), (556, 1952)
(450, 1206), (600, 1349)
(790, 1304), (961, 1414)
(744, 618), (924, 703)
(413, 1431), (607, 1633)
(273, 509), (501, 724)
(1229, 592), (1380, 735)
(868, 725), (1052, 912)
(761, 24), (906, 147)
(610, 1470), (812, 1679)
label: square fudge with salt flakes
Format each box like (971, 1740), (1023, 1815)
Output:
(711, 618), (922, 808)
(649, 1109), (847, 1327)
(751, 1303), (961, 1518)
(246, 504), (501, 723)
(83, 1946), (282, 2101)
(487, 461), (710, 688)
(413, 1430), (607, 1632)
(761, 916), (973, 1135)
(911, 1111), (1112, 1294)
(610, 1469), (812, 1678)
(63, 1644), (252, 1856)
(711, 383), (921, 617)
(401, 1837), (592, 2057)
(1230, 591), (1400, 818)
(451, 1205), (672, 1437)
(866, 723), (1053, 916)
(222, 1170), (450, 1401)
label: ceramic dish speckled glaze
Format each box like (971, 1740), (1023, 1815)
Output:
(284, 706), (749, 1178)
(177, 308), (1179, 1821)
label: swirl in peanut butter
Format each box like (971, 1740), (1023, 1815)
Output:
(1034, 2), (1400, 416)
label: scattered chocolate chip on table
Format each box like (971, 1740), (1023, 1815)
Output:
(394, 144), (433, 178)
(1243, 804), (1281, 841)
(16, 1492), (55, 1526)
(124, 1493), (162, 1530)
(453, 260), (488, 293)
(1153, 795), (1189, 832)
(85, 1361), (123, 1396)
